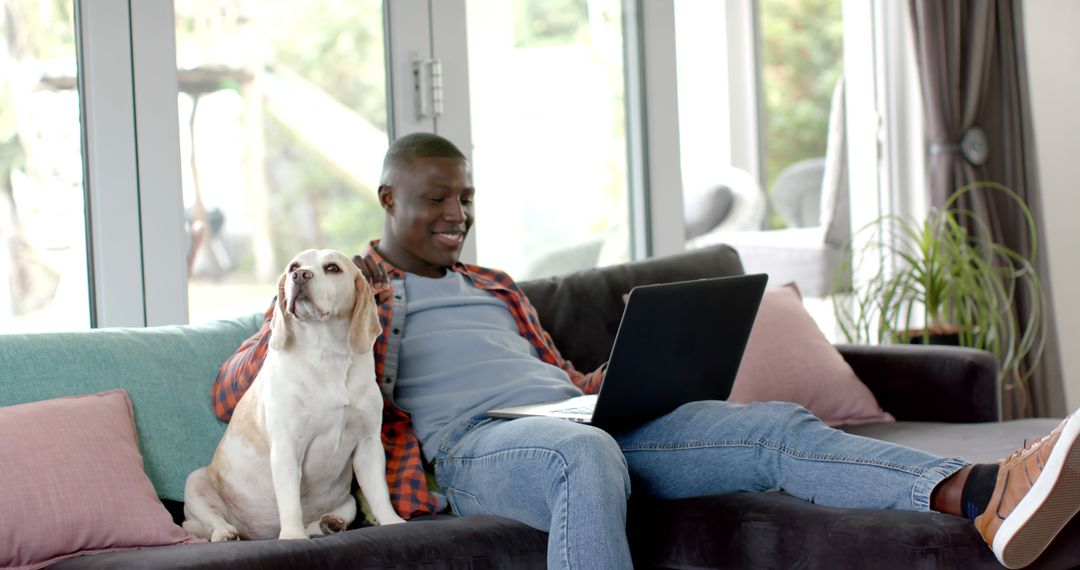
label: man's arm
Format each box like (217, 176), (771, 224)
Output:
(568, 362), (606, 394)
(211, 302), (273, 422)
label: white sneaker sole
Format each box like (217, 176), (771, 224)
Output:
(993, 412), (1080, 569)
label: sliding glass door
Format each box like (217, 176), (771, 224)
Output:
(463, 0), (631, 279)
(0, 1), (91, 332)
(384, 0), (635, 279)
(174, 0), (390, 323)
(15, 0), (654, 328)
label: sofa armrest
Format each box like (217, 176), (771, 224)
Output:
(836, 344), (1000, 423)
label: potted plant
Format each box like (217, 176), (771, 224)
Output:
(832, 181), (1046, 391)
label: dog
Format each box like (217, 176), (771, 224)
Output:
(183, 249), (406, 541)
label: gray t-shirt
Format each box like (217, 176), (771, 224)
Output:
(394, 271), (582, 461)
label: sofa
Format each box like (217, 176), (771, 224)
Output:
(1, 243), (1077, 569)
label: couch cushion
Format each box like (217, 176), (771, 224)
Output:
(842, 418), (1064, 465)
(728, 284), (894, 426)
(0, 313), (263, 500)
(0, 390), (198, 569)
(48, 514), (549, 570)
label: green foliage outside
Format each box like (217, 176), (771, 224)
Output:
(513, 0), (628, 261)
(258, 0), (388, 129)
(255, 0), (387, 268)
(1, 1), (77, 192)
(174, 0), (388, 272)
(5, 0), (76, 60)
(174, 0), (387, 129)
(759, 0), (843, 227)
(514, 0), (590, 47)
(263, 115), (384, 268)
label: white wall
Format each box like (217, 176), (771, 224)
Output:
(1024, 0), (1080, 410)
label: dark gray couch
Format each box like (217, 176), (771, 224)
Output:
(45, 244), (1080, 569)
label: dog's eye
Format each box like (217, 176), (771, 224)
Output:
(288, 262), (300, 273)
(324, 263), (341, 273)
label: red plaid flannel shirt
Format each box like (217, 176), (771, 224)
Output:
(211, 241), (606, 519)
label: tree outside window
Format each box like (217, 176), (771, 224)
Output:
(758, 0), (843, 228)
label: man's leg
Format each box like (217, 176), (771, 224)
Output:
(434, 416), (633, 570)
(616, 400), (965, 510)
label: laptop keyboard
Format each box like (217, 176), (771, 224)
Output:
(553, 406), (593, 415)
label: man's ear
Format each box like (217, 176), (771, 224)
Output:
(348, 273), (384, 354)
(269, 272), (291, 350)
(377, 185), (394, 212)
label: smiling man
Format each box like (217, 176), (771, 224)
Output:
(212, 132), (1080, 570)
(373, 137), (474, 278)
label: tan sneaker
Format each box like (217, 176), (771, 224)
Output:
(974, 411), (1080, 568)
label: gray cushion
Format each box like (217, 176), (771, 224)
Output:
(684, 185), (735, 239)
(842, 418), (1063, 464)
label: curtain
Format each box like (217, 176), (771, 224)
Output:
(909, 0), (1064, 419)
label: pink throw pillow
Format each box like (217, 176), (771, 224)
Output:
(0, 390), (199, 569)
(728, 284), (895, 426)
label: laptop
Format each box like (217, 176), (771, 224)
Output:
(486, 273), (767, 432)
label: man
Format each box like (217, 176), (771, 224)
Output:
(213, 132), (1080, 569)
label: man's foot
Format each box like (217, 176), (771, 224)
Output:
(975, 411), (1080, 568)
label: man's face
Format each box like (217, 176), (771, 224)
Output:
(379, 156), (474, 276)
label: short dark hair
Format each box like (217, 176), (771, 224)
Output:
(380, 132), (466, 185)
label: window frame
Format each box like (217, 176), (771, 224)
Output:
(73, 0), (900, 327)
(77, 0), (188, 328)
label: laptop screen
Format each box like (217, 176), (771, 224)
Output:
(589, 273), (767, 430)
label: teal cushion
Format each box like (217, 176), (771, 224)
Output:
(0, 313), (263, 501)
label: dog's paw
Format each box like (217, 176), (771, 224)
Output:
(319, 513), (348, 535)
(181, 520), (209, 539)
(210, 526), (239, 542)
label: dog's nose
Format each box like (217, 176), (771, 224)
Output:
(292, 268), (314, 286)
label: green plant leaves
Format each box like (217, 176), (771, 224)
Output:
(833, 182), (1046, 390)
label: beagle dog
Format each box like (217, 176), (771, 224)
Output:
(183, 249), (405, 541)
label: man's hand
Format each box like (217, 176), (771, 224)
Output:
(353, 254), (392, 304)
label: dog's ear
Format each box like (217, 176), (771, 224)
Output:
(269, 272), (291, 350)
(348, 273), (383, 354)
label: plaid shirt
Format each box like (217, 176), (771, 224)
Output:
(211, 241), (606, 519)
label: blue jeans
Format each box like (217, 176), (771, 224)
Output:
(433, 401), (969, 570)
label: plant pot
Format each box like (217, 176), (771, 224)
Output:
(898, 326), (963, 347)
